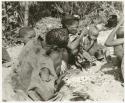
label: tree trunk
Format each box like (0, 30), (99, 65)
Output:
(24, 2), (29, 26)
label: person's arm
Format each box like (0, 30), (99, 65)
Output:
(105, 17), (124, 47)
(105, 38), (124, 46)
(68, 28), (88, 51)
(54, 71), (68, 92)
(28, 90), (42, 101)
(82, 37), (95, 51)
(82, 50), (94, 62)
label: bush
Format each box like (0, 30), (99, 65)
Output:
(2, 1), (123, 47)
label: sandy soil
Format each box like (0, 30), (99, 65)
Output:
(2, 45), (23, 101)
(60, 61), (124, 101)
(2, 44), (124, 101)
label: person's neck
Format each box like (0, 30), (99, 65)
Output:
(41, 41), (53, 53)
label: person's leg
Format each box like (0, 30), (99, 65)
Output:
(121, 58), (124, 81)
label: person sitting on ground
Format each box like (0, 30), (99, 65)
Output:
(61, 15), (87, 66)
(105, 16), (124, 80)
(75, 26), (101, 70)
(96, 14), (120, 63)
(11, 28), (69, 101)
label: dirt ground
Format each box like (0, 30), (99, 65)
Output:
(2, 44), (124, 101)
(2, 29), (124, 101)
(60, 61), (124, 101)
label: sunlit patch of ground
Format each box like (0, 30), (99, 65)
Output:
(2, 45), (124, 101)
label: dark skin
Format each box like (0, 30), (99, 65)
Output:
(105, 16), (124, 79)
(62, 21), (89, 65)
(105, 17), (124, 47)
(66, 17), (124, 99)
(57, 20), (88, 66)
(67, 26), (88, 54)
(42, 42), (69, 86)
(105, 17), (124, 61)
(16, 35), (68, 101)
(27, 43), (68, 101)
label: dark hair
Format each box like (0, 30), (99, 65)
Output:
(46, 28), (69, 47)
(45, 28), (69, 55)
(105, 15), (118, 28)
(61, 15), (80, 28)
(19, 27), (34, 38)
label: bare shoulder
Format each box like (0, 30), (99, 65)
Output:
(17, 39), (37, 61)
(116, 27), (124, 38)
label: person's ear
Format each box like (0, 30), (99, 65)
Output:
(37, 36), (44, 41)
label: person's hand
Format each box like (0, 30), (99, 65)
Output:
(2, 61), (12, 67)
(91, 56), (97, 62)
(79, 27), (88, 38)
(60, 61), (67, 74)
(28, 90), (41, 101)
(72, 91), (90, 100)
(49, 92), (64, 101)
(59, 71), (68, 80)
(56, 71), (68, 85)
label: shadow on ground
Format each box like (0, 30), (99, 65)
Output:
(100, 62), (124, 82)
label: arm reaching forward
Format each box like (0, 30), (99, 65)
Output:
(68, 28), (88, 53)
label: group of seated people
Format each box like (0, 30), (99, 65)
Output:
(3, 14), (124, 101)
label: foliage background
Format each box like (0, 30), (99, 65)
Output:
(2, 1), (124, 47)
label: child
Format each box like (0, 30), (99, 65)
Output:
(12, 27), (36, 71)
(12, 27), (36, 62)
(3, 27), (35, 66)
(11, 28), (69, 101)
(18, 27), (36, 45)
(75, 26), (100, 70)
(105, 16), (124, 80)
(61, 15), (87, 65)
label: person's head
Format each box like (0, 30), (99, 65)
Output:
(19, 27), (36, 44)
(61, 15), (80, 34)
(45, 28), (69, 55)
(88, 26), (99, 41)
(105, 15), (118, 29)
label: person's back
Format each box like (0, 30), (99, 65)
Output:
(11, 28), (69, 101)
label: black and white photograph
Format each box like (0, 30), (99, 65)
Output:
(2, 0), (124, 102)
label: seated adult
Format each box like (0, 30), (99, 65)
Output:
(11, 28), (69, 101)
(105, 16), (124, 80)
